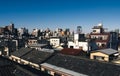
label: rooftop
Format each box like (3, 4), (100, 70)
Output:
(46, 53), (120, 76)
(11, 47), (33, 57)
(61, 48), (86, 56)
(21, 49), (54, 64)
(92, 48), (118, 55)
(41, 63), (87, 76)
(0, 57), (49, 76)
(28, 44), (47, 47)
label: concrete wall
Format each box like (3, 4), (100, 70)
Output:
(68, 41), (88, 51)
(50, 38), (60, 46)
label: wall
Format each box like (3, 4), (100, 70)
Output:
(92, 29), (101, 33)
(90, 52), (109, 61)
(50, 38), (60, 46)
(68, 41), (88, 51)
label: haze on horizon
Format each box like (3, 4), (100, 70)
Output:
(0, 0), (120, 33)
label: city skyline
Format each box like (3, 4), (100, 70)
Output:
(0, 0), (120, 33)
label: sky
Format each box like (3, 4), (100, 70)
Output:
(0, 0), (120, 33)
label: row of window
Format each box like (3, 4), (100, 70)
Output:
(92, 36), (108, 40)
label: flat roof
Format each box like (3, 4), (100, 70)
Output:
(28, 44), (47, 47)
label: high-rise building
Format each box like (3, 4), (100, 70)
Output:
(77, 26), (82, 34)
(0, 27), (4, 34)
(7, 23), (14, 33)
(18, 28), (28, 36)
(32, 29), (40, 37)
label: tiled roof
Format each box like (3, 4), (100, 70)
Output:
(46, 54), (120, 76)
(61, 48), (86, 56)
(0, 57), (50, 76)
(21, 49), (54, 64)
(11, 47), (33, 57)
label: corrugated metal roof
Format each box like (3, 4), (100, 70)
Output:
(95, 48), (118, 55)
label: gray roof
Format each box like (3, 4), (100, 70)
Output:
(21, 49), (53, 64)
(41, 63), (87, 76)
(11, 47), (33, 57)
(46, 53), (120, 76)
(28, 44), (47, 47)
(95, 48), (118, 55)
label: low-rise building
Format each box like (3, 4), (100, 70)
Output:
(50, 37), (60, 47)
(90, 23), (118, 50)
(41, 63), (86, 76)
(9, 47), (54, 70)
(27, 39), (37, 45)
(68, 33), (98, 51)
(61, 48), (87, 56)
(45, 53), (120, 76)
(90, 48), (119, 62)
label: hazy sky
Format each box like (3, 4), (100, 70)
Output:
(0, 0), (120, 33)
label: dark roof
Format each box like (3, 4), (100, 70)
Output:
(61, 48), (86, 56)
(21, 49), (54, 64)
(92, 48), (118, 55)
(46, 54), (120, 76)
(11, 47), (33, 57)
(0, 56), (50, 76)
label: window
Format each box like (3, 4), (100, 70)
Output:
(70, 46), (73, 48)
(54, 73), (61, 76)
(101, 44), (105, 47)
(93, 30), (96, 32)
(94, 56), (105, 61)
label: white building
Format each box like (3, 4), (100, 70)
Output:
(92, 23), (103, 34)
(50, 37), (60, 47)
(68, 33), (89, 51)
(18, 28), (28, 36)
(32, 29), (39, 37)
(68, 41), (88, 51)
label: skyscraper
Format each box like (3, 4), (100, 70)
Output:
(77, 26), (82, 34)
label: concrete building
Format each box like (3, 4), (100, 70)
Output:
(31, 29), (40, 37)
(7, 23), (14, 33)
(27, 39), (38, 45)
(68, 41), (88, 51)
(50, 37), (60, 47)
(77, 26), (82, 34)
(90, 23), (118, 50)
(0, 27), (4, 34)
(68, 33), (97, 51)
(18, 27), (28, 36)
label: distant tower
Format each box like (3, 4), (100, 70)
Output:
(8, 22), (14, 33)
(77, 26), (82, 34)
